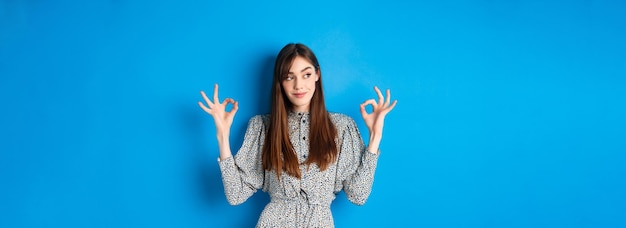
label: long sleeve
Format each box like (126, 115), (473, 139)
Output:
(333, 115), (379, 206)
(217, 115), (266, 205)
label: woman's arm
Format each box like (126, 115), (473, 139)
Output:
(218, 116), (266, 205)
(337, 117), (380, 205)
(336, 86), (396, 205)
(199, 84), (265, 205)
(198, 84), (239, 160)
(360, 86), (397, 153)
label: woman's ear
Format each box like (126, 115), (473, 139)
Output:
(315, 68), (321, 81)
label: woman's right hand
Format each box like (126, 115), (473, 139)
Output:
(198, 84), (239, 136)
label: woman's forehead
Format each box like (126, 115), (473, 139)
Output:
(288, 56), (314, 73)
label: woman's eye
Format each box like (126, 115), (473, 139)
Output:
(304, 74), (311, 78)
(285, 76), (294, 81)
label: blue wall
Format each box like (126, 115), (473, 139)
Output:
(1, 0), (625, 227)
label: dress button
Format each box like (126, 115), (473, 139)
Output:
(303, 136), (306, 140)
(302, 120), (306, 123)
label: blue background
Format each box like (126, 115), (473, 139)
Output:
(1, 0), (625, 227)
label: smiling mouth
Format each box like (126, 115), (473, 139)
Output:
(294, 93), (306, 98)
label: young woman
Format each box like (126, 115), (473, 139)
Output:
(198, 43), (397, 227)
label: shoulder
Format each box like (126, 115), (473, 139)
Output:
(247, 114), (270, 128)
(250, 114), (270, 122)
(329, 112), (354, 122)
(328, 112), (358, 131)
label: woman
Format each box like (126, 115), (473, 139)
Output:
(198, 43), (396, 227)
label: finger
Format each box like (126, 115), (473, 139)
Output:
(361, 99), (377, 111)
(360, 102), (368, 116)
(224, 98), (237, 110)
(222, 98), (238, 113)
(360, 103), (372, 120)
(222, 98), (234, 106)
(200, 91), (214, 106)
(385, 89), (391, 106)
(229, 101), (239, 115)
(386, 100), (398, 112)
(198, 101), (213, 114)
(213, 84), (220, 104)
(374, 86), (384, 105)
(361, 99), (377, 106)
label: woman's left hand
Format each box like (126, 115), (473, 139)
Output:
(361, 86), (398, 146)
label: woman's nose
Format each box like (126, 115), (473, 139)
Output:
(294, 77), (303, 89)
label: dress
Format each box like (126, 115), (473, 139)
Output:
(218, 111), (379, 227)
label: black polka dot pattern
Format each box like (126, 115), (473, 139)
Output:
(218, 111), (379, 227)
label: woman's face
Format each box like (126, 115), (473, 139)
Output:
(282, 56), (319, 113)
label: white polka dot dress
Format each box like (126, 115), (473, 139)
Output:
(218, 111), (379, 227)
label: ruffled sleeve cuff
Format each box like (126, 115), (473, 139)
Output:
(217, 156), (236, 179)
(362, 150), (380, 172)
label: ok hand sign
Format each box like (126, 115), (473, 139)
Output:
(198, 84), (239, 136)
(360, 86), (397, 154)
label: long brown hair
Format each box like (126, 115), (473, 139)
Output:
(262, 43), (338, 179)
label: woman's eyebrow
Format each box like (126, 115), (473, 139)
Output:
(300, 66), (313, 73)
(289, 66), (313, 74)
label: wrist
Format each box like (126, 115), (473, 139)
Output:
(368, 131), (382, 143)
(217, 131), (233, 158)
(219, 154), (232, 161)
(367, 131), (382, 154)
(216, 130), (230, 141)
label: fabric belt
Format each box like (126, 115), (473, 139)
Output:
(271, 190), (332, 206)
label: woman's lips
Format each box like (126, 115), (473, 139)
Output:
(294, 92), (306, 98)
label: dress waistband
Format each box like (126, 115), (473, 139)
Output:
(271, 191), (333, 206)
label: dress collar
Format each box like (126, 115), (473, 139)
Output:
(288, 110), (310, 118)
